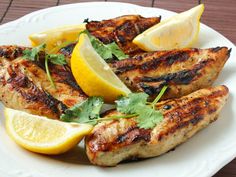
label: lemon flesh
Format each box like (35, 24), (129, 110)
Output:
(5, 108), (92, 155)
(71, 33), (131, 103)
(133, 4), (204, 51)
(29, 24), (86, 52)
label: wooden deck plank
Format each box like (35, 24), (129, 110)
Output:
(59, 0), (105, 5)
(106, 0), (153, 7)
(1, 0), (57, 23)
(201, 0), (236, 44)
(153, 0), (199, 12)
(153, 0), (235, 44)
(0, 0), (11, 23)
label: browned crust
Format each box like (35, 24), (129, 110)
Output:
(86, 85), (229, 165)
(86, 15), (161, 56)
(110, 47), (231, 100)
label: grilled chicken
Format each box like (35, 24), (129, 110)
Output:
(110, 47), (231, 100)
(86, 85), (229, 166)
(58, 15), (161, 58)
(86, 15), (160, 56)
(0, 45), (87, 119)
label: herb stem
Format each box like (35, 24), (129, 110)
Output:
(151, 85), (168, 109)
(84, 113), (138, 124)
(45, 56), (56, 89)
(101, 114), (138, 121)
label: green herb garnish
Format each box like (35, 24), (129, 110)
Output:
(81, 30), (129, 60)
(60, 86), (168, 129)
(61, 97), (104, 125)
(23, 44), (67, 88)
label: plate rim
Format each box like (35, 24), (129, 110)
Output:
(0, 2), (235, 177)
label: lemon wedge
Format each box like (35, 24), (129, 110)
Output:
(71, 33), (131, 103)
(29, 24), (86, 52)
(4, 108), (92, 155)
(133, 4), (204, 51)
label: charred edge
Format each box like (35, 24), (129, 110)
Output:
(0, 46), (25, 60)
(139, 59), (210, 96)
(228, 48), (232, 56)
(7, 68), (67, 114)
(116, 127), (151, 144)
(141, 69), (197, 84)
(140, 50), (191, 71)
(59, 43), (76, 57)
(211, 46), (224, 53)
(139, 83), (166, 96)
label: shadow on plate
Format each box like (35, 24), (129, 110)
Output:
(51, 145), (91, 165)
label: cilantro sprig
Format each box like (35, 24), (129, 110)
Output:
(23, 44), (67, 88)
(81, 30), (129, 60)
(60, 86), (168, 129)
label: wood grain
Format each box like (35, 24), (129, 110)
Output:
(59, 0), (105, 5)
(0, 0), (235, 176)
(106, 0), (153, 7)
(201, 0), (236, 46)
(1, 0), (57, 23)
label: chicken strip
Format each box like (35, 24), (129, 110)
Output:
(58, 15), (161, 58)
(0, 45), (87, 119)
(110, 47), (231, 100)
(86, 85), (229, 166)
(86, 15), (161, 56)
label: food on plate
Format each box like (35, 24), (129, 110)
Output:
(110, 47), (231, 100)
(29, 24), (86, 52)
(86, 85), (229, 166)
(133, 4), (204, 51)
(71, 33), (131, 103)
(0, 45), (87, 119)
(5, 108), (92, 155)
(0, 3), (231, 167)
(86, 15), (161, 56)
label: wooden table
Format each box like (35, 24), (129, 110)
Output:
(0, 0), (235, 176)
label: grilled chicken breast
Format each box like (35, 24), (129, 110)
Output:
(110, 47), (231, 100)
(0, 45), (87, 119)
(86, 15), (160, 56)
(86, 85), (229, 166)
(58, 15), (160, 58)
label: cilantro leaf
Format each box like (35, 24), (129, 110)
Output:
(23, 44), (67, 89)
(136, 106), (163, 129)
(47, 54), (67, 65)
(23, 43), (46, 61)
(80, 30), (129, 60)
(115, 93), (148, 114)
(60, 97), (104, 125)
(106, 42), (129, 60)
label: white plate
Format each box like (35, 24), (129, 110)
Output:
(0, 2), (235, 177)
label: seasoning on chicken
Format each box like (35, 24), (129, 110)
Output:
(86, 85), (229, 166)
(0, 45), (87, 119)
(110, 47), (231, 100)
(86, 15), (161, 56)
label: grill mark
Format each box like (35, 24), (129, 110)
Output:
(114, 50), (193, 74)
(6, 65), (67, 115)
(156, 87), (227, 140)
(51, 65), (83, 91)
(139, 83), (166, 96)
(116, 127), (151, 144)
(139, 59), (212, 96)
